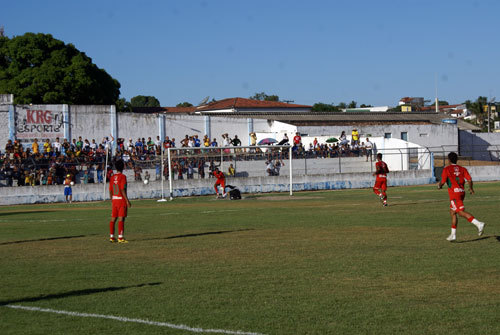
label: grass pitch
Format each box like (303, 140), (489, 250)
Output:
(0, 183), (499, 335)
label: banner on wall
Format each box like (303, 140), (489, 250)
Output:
(15, 107), (64, 140)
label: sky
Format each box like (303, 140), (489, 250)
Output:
(1, 0), (499, 107)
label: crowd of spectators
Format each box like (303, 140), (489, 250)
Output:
(0, 129), (371, 187)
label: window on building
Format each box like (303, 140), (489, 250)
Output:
(384, 133), (392, 139)
(401, 132), (408, 141)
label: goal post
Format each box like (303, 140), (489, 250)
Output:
(163, 145), (293, 200)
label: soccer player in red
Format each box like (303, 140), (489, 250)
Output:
(438, 152), (485, 242)
(213, 167), (227, 199)
(373, 153), (389, 206)
(109, 159), (131, 243)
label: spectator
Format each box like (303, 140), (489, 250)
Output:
(339, 131), (348, 145)
(43, 139), (51, 154)
(250, 132), (257, 146)
(90, 139), (97, 151)
(135, 138), (143, 154)
(5, 139), (14, 154)
(231, 135), (241, 147)
(266, 160), (275, 176)
(194, 135), (201, 147)
(293, 132), (302, 146)
(278, 133), (289, 145)
(274, 159), (284, 175)
(351, 128), (359, 146)
(228, 163), (235, 176)
(198, 159), (206, 179)
(187, 161), (194, 179)
(32, 138), (39, 154)
(76, 136), (83, 151)
(365, 138), (373, 162)
(62, 138), (70, 154)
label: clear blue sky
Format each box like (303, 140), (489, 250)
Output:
(2, 0), (499, 107)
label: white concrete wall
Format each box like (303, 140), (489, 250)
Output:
(118, 112), (157, 141)
(70, 105), (111, 142)
(0, 110), (9, 148)
(459, 130), (500, 160)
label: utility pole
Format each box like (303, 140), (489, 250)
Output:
(434, 73), (439, 113)
(487, 97), (496, 133)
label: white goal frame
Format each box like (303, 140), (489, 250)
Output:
(158, 145), (293, 201)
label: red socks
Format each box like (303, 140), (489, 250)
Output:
(109, 221), (115, 237)
(467, 216), (475, 223)
(118, 221), (124, 238)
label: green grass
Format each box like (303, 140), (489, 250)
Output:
(0, 183), (499, 335)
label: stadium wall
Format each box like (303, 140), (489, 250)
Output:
(0, 169), (436, 205)
(0, 110), (9, 144)
(2, 103), (459, 152)
(459, 130), (500, 160)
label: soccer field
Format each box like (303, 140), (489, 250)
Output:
(1, 183), (499, 335)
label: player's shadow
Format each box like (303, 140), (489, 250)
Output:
(139, 228), (255, 242)
(0, 211), (54, 217)
(0, 282), (162, 306)
(0, 234), (98, 246)
(455, 236), (499, 244)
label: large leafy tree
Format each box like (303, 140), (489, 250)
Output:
(130, 95), (160, 107)
(311, 102), (340, 112)
(176, 102), (193, 107)
(249, 92), (280, 102)
(0, 32), (120, 104)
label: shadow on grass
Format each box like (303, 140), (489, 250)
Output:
(389, 200), (446, 206)
(0, 211), (54, 217)
(0, 282), (162, 306)
(139, 228), (255, 242)
(0, 234), (97, 246)
(456, 236), (500, 244)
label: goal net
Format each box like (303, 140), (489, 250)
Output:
(160, 145), (292, 200)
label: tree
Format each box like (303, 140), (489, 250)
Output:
(359, 104), (373, 108)
(312, 103), (340, 112)
(176, 102), (193, 107)
(130, 95), (160, 107)
(464, 96), (488, 127)
(0, 32), (120, 104)
(348, 101), (357, 109)
(116, 98), (132, 113)
(249, 92), (280, 101)
(337, 102), (347, 109)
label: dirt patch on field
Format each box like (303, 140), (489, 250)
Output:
(256, 195), (324, 201)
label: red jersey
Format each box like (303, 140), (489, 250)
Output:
(441, 164), (471, 200)
(213, 170), (225, 181)
(375, 160), (389, 179)
(293, 135), (301, 145)
(109, 172), (127, 206)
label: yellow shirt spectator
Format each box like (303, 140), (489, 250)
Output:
(228, 164), (235, 176)
(351, 129), (359, 142)
(32, 140), (39, 154)
(43, 141), (51, 153)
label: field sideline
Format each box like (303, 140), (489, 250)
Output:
(0, 183), (499, 335)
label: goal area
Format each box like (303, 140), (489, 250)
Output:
(160, 145), (293, 200)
